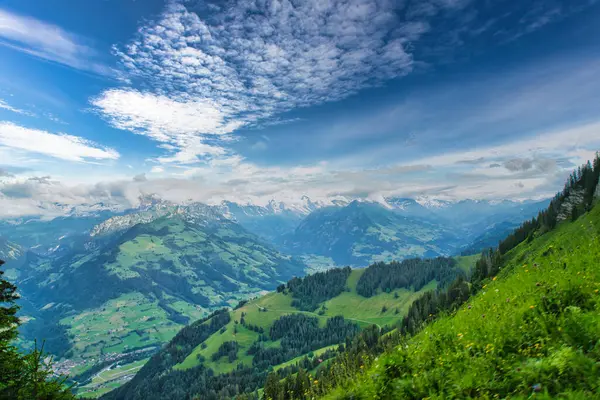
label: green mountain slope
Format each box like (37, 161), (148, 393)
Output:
(14, 214), (306, 390)
(100, 256), (468, 400)
(322, 200), (600, 399)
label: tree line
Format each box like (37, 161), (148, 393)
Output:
(252, 314), (359, 369)
(355, 257), (460, 297)
(281, 267), (352, 311)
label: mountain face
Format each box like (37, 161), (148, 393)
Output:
(0, 211), (118, 256)
(281, 198), (548, 266)
(215, 196), (349, 243)
(215, 201), (305, 243)
(0, 237), (24, 280)
(0, 236), (23, 261)
(281, 201), (461, 266)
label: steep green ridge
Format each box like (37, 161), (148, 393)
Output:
(14, 214), (305, 392)
(322, 201), (600, 399)
(101, 257), (465, 400)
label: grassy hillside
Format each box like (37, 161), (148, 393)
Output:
(101, 257), (469, 400)
(323, 203), (600, 399)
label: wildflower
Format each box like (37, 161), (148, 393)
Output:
(314, 380), (319, 385)
(492, 277), (497, 281)
(530, 305), (535, 309)
(482, 284), (487, 289)
(525, 269), (529, 272)
(595, 289), (599, 294)
(532, 383), (542, 392)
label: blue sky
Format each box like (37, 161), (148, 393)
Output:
(1, 0), (600, 216)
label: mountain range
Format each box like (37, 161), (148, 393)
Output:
(0, 194), (548, 394)
(91, 156), (600, 400)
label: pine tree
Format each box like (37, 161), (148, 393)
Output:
(0, 260), (75, 399)
(263, 372), (281, 400)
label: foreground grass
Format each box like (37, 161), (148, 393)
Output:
(326, 207), (600, 399)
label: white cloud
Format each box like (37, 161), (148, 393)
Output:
(91, 89), (240, 163)
(0, 7), (112, 75)
(409, 121), (600, 169)
(91, 89), (240, 139)
(0, 98), (35, 116)
(0, 122), (119, 162)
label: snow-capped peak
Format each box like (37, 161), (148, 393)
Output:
(414, 196), (453, 209)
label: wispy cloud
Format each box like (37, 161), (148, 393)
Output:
(0, 98), (35, 116)
(0, 7), (113, 76)
(0, 121), (119, 162)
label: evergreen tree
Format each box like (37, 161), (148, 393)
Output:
(0, 260), (75, 399)
(263, 373), (281, 400)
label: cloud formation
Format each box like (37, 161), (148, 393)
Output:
(0, 122), (119, 162)
(93, 0), (596, 167)
(95, 0), (459, 163)
(91, 89), (240, 163)
(2, 119), (598, 218)
(0, 7), (112, 75)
